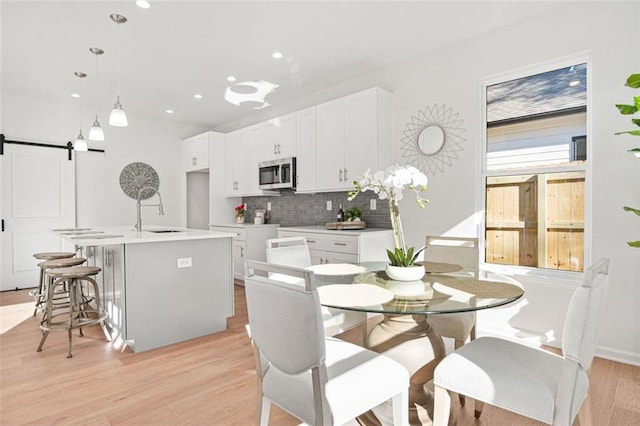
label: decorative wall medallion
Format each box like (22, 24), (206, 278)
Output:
(400, 104), (466, 175)
(119, 162), (160, 200)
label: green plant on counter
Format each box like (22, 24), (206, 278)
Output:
(344, 207), (362, 222)
(615, 73), (640, 248)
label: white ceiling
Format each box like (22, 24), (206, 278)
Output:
(1, 1), (565, 134)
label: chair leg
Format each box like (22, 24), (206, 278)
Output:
(474, 400), (484, 418)
(433, 384), (451, 426)
(453, 339), (467, 407)
(259, 396), (271, 426)
(392, 389), (409, 426)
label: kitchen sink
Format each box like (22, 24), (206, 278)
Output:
(71, 234), (124, 239)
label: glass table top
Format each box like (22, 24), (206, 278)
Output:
(317, 263), (524, 315)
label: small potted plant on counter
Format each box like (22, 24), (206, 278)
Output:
(344, 207), (363, 223)
(235, 203), (246, 224)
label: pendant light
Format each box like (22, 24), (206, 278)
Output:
(89, 47), (105, 141)
(74, 72), (88, 152)
(109, 14), (128, 127)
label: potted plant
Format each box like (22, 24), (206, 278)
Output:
(615, 73), (640, 247)
(235, 203), (246, 224)
(348, 165), (429, 280)
(344, 207), (363, 222)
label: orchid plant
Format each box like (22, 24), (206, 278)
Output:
(348, 165), (429, 266)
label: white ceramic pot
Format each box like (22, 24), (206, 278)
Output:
(385, 264), (425, 281)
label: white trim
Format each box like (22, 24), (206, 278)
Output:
(477, 51), (593, 276)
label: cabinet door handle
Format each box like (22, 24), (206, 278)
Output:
(277, 143), (281, 154)
(339, 168), (343, 182)
(240, 246), (245, 258)
(192, 157), (197, 166)
(333, 242), (347, 246)
(325, 258), (330, 264)
(307, 239), (316, 243)
(343, 168), (348, 181)
(273, 144), (277, 155)
(319, 258), (324, 264)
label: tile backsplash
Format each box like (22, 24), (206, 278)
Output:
(242, 191), (391, 228)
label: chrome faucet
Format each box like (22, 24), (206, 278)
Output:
(135, 186), (164, 232)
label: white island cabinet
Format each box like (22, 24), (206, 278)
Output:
(58, 226), (235, 353)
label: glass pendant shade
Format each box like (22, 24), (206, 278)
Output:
(74, 130), (88, 152)
(89, 116), (105, 141)
(109, 97), (128, 127)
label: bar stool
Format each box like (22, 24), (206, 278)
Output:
(30, 252), (76, 316)
(37, 266), (111, 358)
(33, 257), (87, 317)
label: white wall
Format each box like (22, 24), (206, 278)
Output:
(1, 93), (206, 229)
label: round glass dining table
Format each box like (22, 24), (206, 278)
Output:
(311, 261), (524, 426)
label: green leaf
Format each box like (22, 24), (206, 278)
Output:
(615, 130), (640, 136)
(628, 148), (640, 157)
(616, 104), (638, 115)
(635, 96), (640, 110)
(387, 249), (397, 265)
(627, 240), (640, 248)
(632, 118), (640, 127)
(626, 73), (640, 89)
(623, 206), (640, 216)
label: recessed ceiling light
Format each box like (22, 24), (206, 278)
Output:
(165, 109), (174, 114)
(227, 76), (236, 82)
(71, 93), (80, 98)
(136, 0), (151, 9)
(272, 51), (283, 59)
(194, 94), (203, 99)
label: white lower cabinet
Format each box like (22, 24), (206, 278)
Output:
(278, 227), (393, 265)
(210, 225), (279, 281)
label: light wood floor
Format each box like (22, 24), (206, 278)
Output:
(1, 284), (638, 425)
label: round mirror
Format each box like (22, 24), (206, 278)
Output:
(417, 125), (445, 155)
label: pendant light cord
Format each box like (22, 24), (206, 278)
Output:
(116, 23), (120, 98)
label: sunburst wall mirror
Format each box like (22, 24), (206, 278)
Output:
(400, 104), (466, 175)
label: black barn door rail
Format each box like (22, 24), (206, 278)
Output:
(0, 133), (105, 160)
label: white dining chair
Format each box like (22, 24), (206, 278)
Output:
(244, 260), (409, 426)
(433, 257), (610, 426)
(424, 235), (479, 405)
(265, 237), (368, 341)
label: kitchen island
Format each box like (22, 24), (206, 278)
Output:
(56, 226), (235, 352)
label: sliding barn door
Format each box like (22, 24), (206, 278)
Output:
(1, 144), (76, 291)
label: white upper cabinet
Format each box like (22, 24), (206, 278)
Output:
(182, 132), (210, 172)
(225, 128), (248, 197)
(315, 87), (392, 192)
(262, 113), (296, 161)
(225, 126), (263, 197)
(295, 106), (317, 193)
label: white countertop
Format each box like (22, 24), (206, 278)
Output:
(55, 225), (236, 247)
(209, 223), (280, 229)
(278, 225), (392, 236)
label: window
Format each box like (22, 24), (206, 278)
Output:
(483, 63), (587, 272)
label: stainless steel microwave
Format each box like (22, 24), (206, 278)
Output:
(258, 157), (296, 190)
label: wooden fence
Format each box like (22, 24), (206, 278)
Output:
(485, 172), (584, 272)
